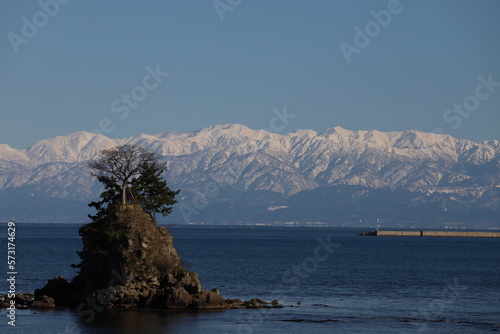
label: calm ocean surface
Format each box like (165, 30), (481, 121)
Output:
(1, 223), (499, 333)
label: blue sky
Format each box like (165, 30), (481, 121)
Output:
(1, 0), (499, 149)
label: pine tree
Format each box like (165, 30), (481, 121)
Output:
(130, 161), (180, 219)
(88, 175), (121, 221)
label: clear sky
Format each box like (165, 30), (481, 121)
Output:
(1, 0), (499, 149)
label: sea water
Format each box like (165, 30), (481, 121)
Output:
(0, 223), (499, 333)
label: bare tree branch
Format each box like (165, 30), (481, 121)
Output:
(88, 145), (161, 204)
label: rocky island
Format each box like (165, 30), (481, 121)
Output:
(1, 145), (281, 312)
(2, 204), (281, 311)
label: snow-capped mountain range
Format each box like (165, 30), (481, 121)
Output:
(1, 124), (499, 225)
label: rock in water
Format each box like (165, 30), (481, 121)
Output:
(68, 204), (213, 308)
(72, 204), (182, 294)
(33, 204), (281, 310)
(34, 276), (71, 305)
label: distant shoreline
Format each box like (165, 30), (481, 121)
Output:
(1, 221), (500, 232)
(359, 230), (500, 238)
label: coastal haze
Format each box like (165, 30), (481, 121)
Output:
(0, 124), (498, 227)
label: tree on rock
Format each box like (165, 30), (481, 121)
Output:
(130, 161), (179, 219)
(88, 144), (179, 221)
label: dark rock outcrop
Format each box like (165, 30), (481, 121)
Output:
(28, 204), (281, 310)
(0, 293), (55, 309)
(31, 295), (56, 308)
(34, 276), (72, 305)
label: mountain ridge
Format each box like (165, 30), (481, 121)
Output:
(0, 124), (498, 225)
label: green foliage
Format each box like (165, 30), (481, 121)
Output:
(88, 145), (179, 222)
(88, 175), (121, 221)
(130, 161), (180, 219)
(71, 220), (131, 272)
(176, 266), (194, 275)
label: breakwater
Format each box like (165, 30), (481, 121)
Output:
(359, 230), (500, 238)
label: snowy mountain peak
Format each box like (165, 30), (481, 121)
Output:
(192, 123), (252, 134)
(0, 143), (28, 162)
(0, 124), (498, 224)
(0, 124), (498, 204)
(321, 126), (353, 137)
(24, 131), (115, 163)
(291, 129), (318, 137)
